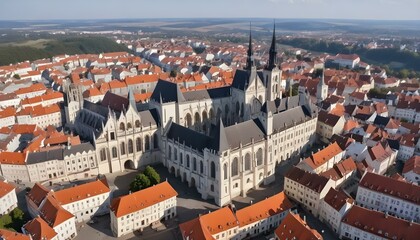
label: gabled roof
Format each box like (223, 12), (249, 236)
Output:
(285, 167), (330, 193)
(0, 180), (15, 199)
(23, 216), (57, 240)
(179, 207), (237, 240)
(236, 192), (294, 227)
(402, 155), (420, 174)
(275, 212), (322, 240)
(342, 206), (420, 240)
(359, 172), (420, 205)
(318, 110), (342, 127)
(53, 178), (110, 205)
(323, 188), (353, 212)
(110, 181), (177, 218)
(150, 79), (185, 103)
(39, 195), (74, 227)
(0, 229), (31, 240)
(303, 142), (343, 170)
(26, 183), (50, 207)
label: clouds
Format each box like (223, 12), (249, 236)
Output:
(0, 0), (418, 20)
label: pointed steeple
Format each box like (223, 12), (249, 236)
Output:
(127, 88), (137, 111)
(318, 68), (326, 87)
(245, 22), (254, 70)
(266, 21), (277, 70)
(214, 118), (229, 152)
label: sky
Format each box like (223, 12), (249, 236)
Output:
(0, 0), (419, 21)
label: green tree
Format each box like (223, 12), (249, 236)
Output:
(129, 173), (151, 192)
(399, 69), (409, 79)
(11, 208), (24, 221)
(0, 214), (12, 230)
(144, 166), (160, 185)
(170, 69), (177, 78)
(12, 74), (20, 79)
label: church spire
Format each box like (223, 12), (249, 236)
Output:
(266, 21), (277, 70)
(245, 22), (254, 70)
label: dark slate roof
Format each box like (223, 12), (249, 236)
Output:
(231, 69), (261, 91)
(139, 110), (157, 127)
(224, 118), (265, 149)
(150, 79), (185, 103)
(373, 115), (390, 128)
(182, 86), (231, 102)
(166, 122), (213, 153)
(272, 106), (310, 132)
(209, 119), (230, 152)
(63, 142), (95, 156)
(101, 91), (129, 113)
(83, 100), (109, 118)
(261, 95), (300, 114)
(318, 111), (342, 127)
(26, 149), (64, 164)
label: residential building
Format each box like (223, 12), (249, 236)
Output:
(0, 180), (18, 216)
(110, 181), (178, 237)
(365, 141), (397, 174)
(356, 172), (420, 222)
(22, 216), (58, 240)
(317, 111), (345, 143)
(0, 229), (31, 240)
(402, 155), (420, 184)
(284, 167), (334, 217)
(274, 212), (322, 240)
(319, 188), (354, 233)
(297, 142), (345, 174)
(340, 205), (420, 240)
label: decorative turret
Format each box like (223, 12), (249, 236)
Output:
(266, 22), (277, 71)
(317, 68), (328, 104)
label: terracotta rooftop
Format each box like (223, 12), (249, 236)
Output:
(53, 178), (110, 205)
(402, 156), (420, 175)
(110, 181), (177, 218)
(179, 206), (237, 240)
(342, 205), (420, 240)
(26, 183), (50, 207)
(236, 192), (294, 227)
(0, 229), (31, 240)
(0, 180), (15, 199)
(359, 172), (420, 205)
(0, 152), (26, 165)
(275, 212), (322, 240)
(39, 195), (74, 227)
(304, 142), (343, 169)
(23, 216), (57, 240)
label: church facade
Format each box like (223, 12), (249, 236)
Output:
(65, 25), (318, 206)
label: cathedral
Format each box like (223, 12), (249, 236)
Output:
(67, 24), (318, 206)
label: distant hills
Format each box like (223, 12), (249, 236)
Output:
(0, 37), (128, 65)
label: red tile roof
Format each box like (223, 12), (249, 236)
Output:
(236, 192), (294, 227)
(0, 152), (26, 165)
(0, 229), (31, 240)
(275, 212), (322, 240)
(0, 180), (15, 199)
(53, 178), (110, 205)
(111, 181), (177, 218)
(39, 195), (74, 227)
(285, 167), (330, 193)
(323, 188), (353, 212)
(26, 183), (50, 207)
(23, 216), (57, 240)
(402, 156), (420, 174)
(304, 142), (343, 169)
(342, 205), (420, 240)
(359, 172), (420, 205)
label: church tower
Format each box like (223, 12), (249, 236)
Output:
(317, 69), (328, 104)
(65, 83), (84, 125)
(263, 23), (282, 101)
(245, 24), (255, 71)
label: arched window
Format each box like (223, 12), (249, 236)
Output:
(256, 148), (263, 166)
(135, 120), (141, 128)
(231, 157), (239, 176)
(145, 135), (150, 151)
(128, 139), (133, 154)
(153, 133), (159, 149)
(185, 113), (192, 127)
(174, 148), (177, 161)
(200, 161), (203, 174)
(127, 122), (132, 129)
(209, 108), (214, 120)
(193, 157), (197, 171)
(235, 102), (240, 115)
(120, 142), (126, 155)
(100, 148), (107, 161)
(241, 103), (244, 117)
(112, 147), (117, 158)
(136, 138), (142, 152)
(245, 153), (251, 170)
(223, 163), (228, 180)
(186, 155), (190, 168)
(168, 146), (172, 160)
(119, 122), (125, 131)
(210, 162), (216, 178)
